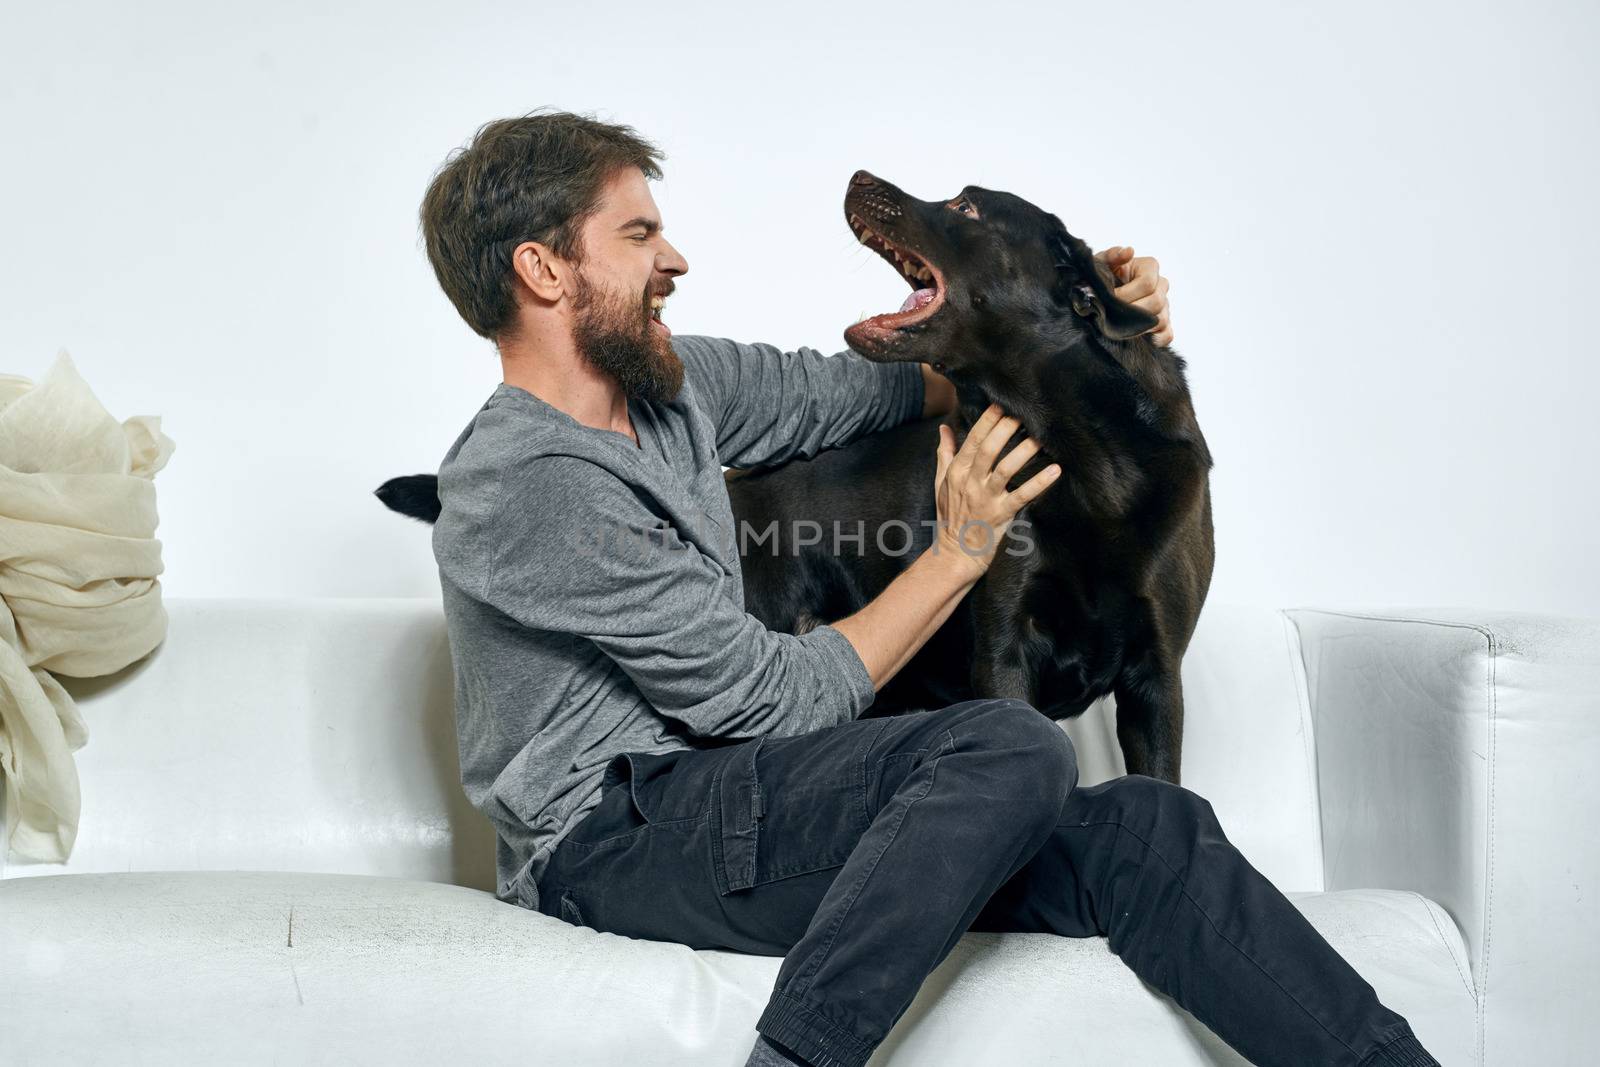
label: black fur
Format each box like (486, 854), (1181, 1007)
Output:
(375, 170), (1214, 783)
(373, 475), (442, 525)
(721, 173), (1214, 781)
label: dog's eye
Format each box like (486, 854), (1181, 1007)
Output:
(949, 197), (979, 219)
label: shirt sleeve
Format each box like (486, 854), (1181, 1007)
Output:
(673, 334), (926, 469)
(484, 453), (877, 740)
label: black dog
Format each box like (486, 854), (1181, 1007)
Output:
(719, 172), (1213, 783)
(376, 171), (1212, 783)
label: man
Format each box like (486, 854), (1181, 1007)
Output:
(423, 108), (1439, 1067)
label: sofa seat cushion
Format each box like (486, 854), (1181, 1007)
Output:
(0, 871), (1475, 1065)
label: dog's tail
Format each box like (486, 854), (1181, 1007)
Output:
(374, 474), (443, 524)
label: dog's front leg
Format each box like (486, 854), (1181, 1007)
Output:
(967, 565), (1040, 707)
(971, 650), (1033, 703)
(1112, 664), (1185, 784)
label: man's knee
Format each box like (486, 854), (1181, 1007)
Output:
(1093, 775), (1227, 859)
(961, 698), (1079, 813)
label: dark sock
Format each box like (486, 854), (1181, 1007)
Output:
(743, 1033), (811, 1067)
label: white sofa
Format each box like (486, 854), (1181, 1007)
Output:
(1, 598), (1595, 1065)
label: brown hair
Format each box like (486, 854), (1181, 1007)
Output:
(419, 108), (665, 341)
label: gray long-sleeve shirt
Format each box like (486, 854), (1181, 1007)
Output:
(432, 334), (925, 911)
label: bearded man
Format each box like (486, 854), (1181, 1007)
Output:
(420, 108), (1439, 1067)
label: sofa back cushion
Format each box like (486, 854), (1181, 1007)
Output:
(2, 598), (1324, 894)
(1, 598), (496, 889)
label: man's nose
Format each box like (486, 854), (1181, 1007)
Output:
(656, 240), (689, 277)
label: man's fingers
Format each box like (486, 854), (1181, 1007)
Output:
(991, 435), (1042, 484)
(1110, 245), (1134, 283)
(1129, 304), (1170, 340)
(1152, 302), (1173, 344)
(963, 403), (1004, 451)
(1103, 253), (1173, 344)
(935, 424), (954, 488)
(974, 414), (1022, 476)
(1005, 463), (1063, 511)
(1116, 275), (1159, 304)
(953, 403), (1002, 473)
(1096, 246), (1134, 284)
(1121, 272), (1170, 329)
(1114, 270), (1158, 302)
(1113, 258), (1160, 302)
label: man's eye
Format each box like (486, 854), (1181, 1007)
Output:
(630, 234), (649, 242)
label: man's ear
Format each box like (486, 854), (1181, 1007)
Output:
(1048, 224), (1160, 341)
(511, 240), (566, 304)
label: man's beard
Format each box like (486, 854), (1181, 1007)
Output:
(570, 268), (683, 406)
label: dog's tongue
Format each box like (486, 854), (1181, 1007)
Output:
(897, 287), (937, 314)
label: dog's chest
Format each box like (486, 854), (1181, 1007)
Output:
(978, 534), (1130, 703)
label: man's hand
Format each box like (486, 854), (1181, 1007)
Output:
(1095, 246), (1174, 347)
(933, 404), (1061, 579)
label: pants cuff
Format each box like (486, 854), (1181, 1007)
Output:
(756, 990), (876, 1067)
(1357, 1028), (1440, 1067)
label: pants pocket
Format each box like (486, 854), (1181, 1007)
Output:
(712, 731), (874, 895)
(565, 749), (694, 848)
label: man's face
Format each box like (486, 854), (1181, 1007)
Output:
(567, 167), (689, 405)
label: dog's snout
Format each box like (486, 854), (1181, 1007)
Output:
(850, 170), (877, 187)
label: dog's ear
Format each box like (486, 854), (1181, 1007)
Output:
(1047, 222), (1160, 341)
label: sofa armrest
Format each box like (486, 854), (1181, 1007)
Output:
(1287, 606), (1600, 1065)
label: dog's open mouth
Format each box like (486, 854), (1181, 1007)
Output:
(845, 212), (946, 347)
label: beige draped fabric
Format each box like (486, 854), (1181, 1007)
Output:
(0, 350), (174, 863)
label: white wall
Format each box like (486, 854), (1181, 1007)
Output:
(3, 0), (1595, 615)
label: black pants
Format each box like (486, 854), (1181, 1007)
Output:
(533, 699), (1438, 1067)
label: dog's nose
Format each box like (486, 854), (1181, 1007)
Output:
(850, 170), (876, 187)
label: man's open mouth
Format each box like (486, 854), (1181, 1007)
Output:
(845, 212), (946, 343)
(648, 291), (670, 337)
